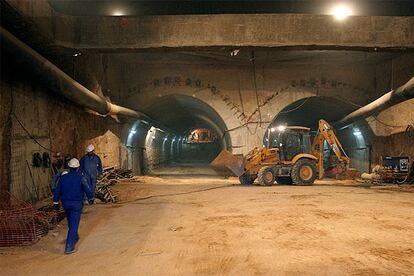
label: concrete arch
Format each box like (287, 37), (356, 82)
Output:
(129, 77), (243, 132)
(140, 94), (232, 150)
(121, 94), (235, 174)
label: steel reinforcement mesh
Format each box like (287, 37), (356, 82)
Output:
(0, 192), (36, 247)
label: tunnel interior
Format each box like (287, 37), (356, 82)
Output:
(126, 95), (231, 174)
(266, 96), (372, 174)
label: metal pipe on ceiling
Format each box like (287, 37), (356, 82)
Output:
(0, 26), (144, 119)
(335, 76), (414, 129)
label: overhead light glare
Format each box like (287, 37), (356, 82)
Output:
(277, 125), (286, 132)
(330, 4), (353, 21)
(353, 130), (362, 136)
(111, 9), (126, 16)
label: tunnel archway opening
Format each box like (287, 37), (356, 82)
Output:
(128, 95), (231, 175)
(266, 96), (371, 175)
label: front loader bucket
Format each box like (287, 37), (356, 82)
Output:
(210, 150), (245, 177)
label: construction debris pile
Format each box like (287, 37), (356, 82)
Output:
(0, 192), (65, 247)
(34, 204), (65, 238)
(95, 167), (133, 203)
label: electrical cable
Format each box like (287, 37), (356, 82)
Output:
(124, 184), (234, 204)
(372, 115), (412, 129)
(251, 51), (262, 126)
(11, 112), (58, 153)
(278, 97), (312, 114)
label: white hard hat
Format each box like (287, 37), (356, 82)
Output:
(86, 144), (95, 152)
(68, 158), (80, 168)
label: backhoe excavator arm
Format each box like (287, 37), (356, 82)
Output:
(311, 119), (350, 179)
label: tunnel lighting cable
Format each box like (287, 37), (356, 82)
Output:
(333, 96), (412, 129)
(251, 51), (262, 127)
(278, 97), (312, 114)
(372, 116), (412, 129)
(11, 112), (60, 154)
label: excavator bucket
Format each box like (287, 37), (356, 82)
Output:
(210, 150), (245, 177)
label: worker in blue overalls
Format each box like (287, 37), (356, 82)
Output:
(53, 158), (94, 254)
(80, 144), (103, 197)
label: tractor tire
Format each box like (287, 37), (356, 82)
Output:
(291, 159), (317, 185)
(257, 166), (275, 186)
(239, 173), (254, 185)
(276, 176), (293, 185)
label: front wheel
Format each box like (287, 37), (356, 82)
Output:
(291, 159), (317, 185)
(239, 173), (254, 185)
(257, 166), (275, 186)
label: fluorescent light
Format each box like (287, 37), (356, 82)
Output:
(353, 130), (362, 136)
(270, 127), (276, 132)
(129, 129), (137, 135)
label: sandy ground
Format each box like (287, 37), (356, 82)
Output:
(1, 166), (414, 275)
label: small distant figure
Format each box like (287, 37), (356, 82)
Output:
(80, 144), (103, 196)
(53, 158), (94, 254)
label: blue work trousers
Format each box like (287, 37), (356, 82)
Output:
(62, 200), (83, 252)
(83, 176), (96, 201)
(89, 177), (97, 195)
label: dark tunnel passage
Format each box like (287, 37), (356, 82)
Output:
(125, 95), (231, 174)
(265, 96), (372, 174)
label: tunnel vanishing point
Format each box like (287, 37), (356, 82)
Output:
(1, 0), (414, 202)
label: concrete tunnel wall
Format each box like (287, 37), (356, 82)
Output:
(6, 0), (414, 50)
(0, 57), (125, 202)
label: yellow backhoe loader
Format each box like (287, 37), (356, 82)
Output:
(211, 119), (350, 186)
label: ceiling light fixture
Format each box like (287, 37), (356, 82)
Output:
(111, 9), (125, 16)
(330, 4), (353, 21)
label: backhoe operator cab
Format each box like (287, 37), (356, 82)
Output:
(266, 125), (312, 161)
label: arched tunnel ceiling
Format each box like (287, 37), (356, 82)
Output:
(142, 95), (227, 135)
(272, 96), (357, 130)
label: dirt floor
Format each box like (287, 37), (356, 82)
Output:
(1, 165), (414, 275)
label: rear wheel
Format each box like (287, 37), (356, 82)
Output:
(291, 159), (317, 185)
(257, 166), (275, 186)
(239, 173), (254, 185)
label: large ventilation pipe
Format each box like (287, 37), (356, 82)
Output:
(335, 76), (414, 129)
(0, 26), (145, 119)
